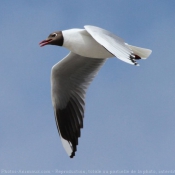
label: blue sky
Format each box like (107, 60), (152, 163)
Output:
(0, 0), (175, 174)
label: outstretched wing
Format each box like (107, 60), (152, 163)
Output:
(51, 52), (107, 158)
(84, 25), (139, 65)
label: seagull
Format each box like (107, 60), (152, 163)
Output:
(39, 25), (152, 158)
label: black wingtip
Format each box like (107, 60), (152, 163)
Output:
(134, 54), (141, 60)
(129, 54), (140, 66)
(70, 152), (75, 158)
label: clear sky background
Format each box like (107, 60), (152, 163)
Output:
(0, 0), (175, 174)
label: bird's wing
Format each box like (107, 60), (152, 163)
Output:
(51, 52), (107, 158)
(84, 25), (138, 65)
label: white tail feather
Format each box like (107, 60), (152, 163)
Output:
(127, 44), (152, 59)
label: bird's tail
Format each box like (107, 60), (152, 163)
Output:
(127, 44), (152, 59)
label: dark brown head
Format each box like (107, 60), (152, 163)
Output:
(39, 31), (63, 47)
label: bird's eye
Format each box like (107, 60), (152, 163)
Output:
(50, 33), (57, 37)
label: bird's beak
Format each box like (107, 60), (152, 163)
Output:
(39, 39), (52, 47)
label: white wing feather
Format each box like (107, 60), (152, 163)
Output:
(84, 25), (138, 65)
(51, 52), (107, 157)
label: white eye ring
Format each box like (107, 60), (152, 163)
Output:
(52, 33), (57, 37)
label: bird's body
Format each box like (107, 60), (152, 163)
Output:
(39, 25), (152, 158)
(62, 29), (113, 58)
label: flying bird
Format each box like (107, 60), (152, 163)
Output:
(39, 25), (152, 158)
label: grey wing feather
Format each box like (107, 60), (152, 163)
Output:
(84, 25), (138, 65)
(51, 52), (107, 158)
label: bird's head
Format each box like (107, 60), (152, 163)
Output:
(39, 31), (63, 47)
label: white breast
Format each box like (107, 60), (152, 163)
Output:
(62, 29), (113, 58)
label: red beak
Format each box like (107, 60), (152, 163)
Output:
(39, 39), (52, 47)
